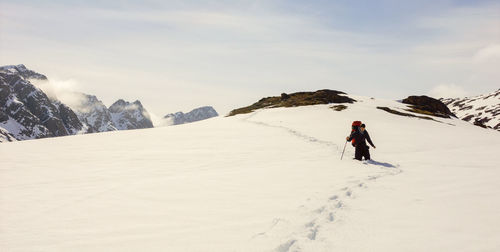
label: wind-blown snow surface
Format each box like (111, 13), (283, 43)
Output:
(1, 97), (499, 251)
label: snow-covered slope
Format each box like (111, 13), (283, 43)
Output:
(1, 97), (499, 251)
(441, 89), (500, 130)
(109, 99), (154, 130)
(162, 106), (219, 126)
(0, 66), (85, 142)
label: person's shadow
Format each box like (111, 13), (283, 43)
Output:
(364, 159), (398, 168)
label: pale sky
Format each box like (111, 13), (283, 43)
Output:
(1, 0), (499, 118)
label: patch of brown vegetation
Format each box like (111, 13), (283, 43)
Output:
(377, 106), (436, 121)
(402, 95), (455, 118)
(330, 105), (348, 111)
(228, 90), (355, 116)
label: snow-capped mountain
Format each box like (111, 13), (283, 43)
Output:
(163, 106), (218, 125)
(0, 64), (47, 80)
(109, 99), (154, 130)
(71, 93), (118, 133)
(440, 89), (500, 130)
(0, 64), (156, 142)
(0, 66), (85, 142)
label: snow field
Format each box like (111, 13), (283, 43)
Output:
(1, 96), (499, 251)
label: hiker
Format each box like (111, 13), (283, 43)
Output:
(346, 123), (376, 161)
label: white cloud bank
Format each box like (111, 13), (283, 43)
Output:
(428, 84), (469, 99)
(31, 78), (88, 110)
(474, 43), (500, 62)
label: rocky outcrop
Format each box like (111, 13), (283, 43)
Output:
(402, 95), (455, 118)
(441, 89), (500, 131)
(53, 101), (86, 135)
(163, 106), (218, 125)
(0, 127), (17, 143)
(229, 89), (356, 116)
(109, 99), (153, 130)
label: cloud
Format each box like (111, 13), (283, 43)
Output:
(474, 44), (500, 62)
(146, 111), (164, 127)
(2, 1), (499, 116)
(428, 84), (469, 99)
(30, 78), (88, 111)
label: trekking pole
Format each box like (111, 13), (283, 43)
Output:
(341, 141), (348, 160)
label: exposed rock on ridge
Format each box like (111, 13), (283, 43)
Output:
(228, 89), (356, 116)
(402, 95), (455, 118)
(440, 89), (500, 130)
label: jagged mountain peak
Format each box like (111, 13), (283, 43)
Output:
(163, 106), (218, 126)
(0, 64), (47, 80)
(68, 92), (117, 133)
(111, 99), (127, 106)
(109, 99), (153, 130)
(109, 99), (145, 112)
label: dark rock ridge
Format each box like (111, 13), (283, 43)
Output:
(109, 99), (154, 130)
(52, 101), (86, 135)
(0, 127), (16, 142)
(228, 89), (356, 116)
(0, 66), (85, 142)
(402, 95), (455, 118)
(163, 106), (218, 125)
(440, 89), (500, 131)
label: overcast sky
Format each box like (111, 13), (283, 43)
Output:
(1, 0), (499, 118)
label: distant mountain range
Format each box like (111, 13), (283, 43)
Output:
(440, 89), (499, 131)
(0, 64), (220, 143)
(163, 106), (218, 126)
(0, 65), (154, 142)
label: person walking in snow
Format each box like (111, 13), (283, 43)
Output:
(346, 123), (376, 161)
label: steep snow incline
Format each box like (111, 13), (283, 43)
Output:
(0, 97), (499, 251)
